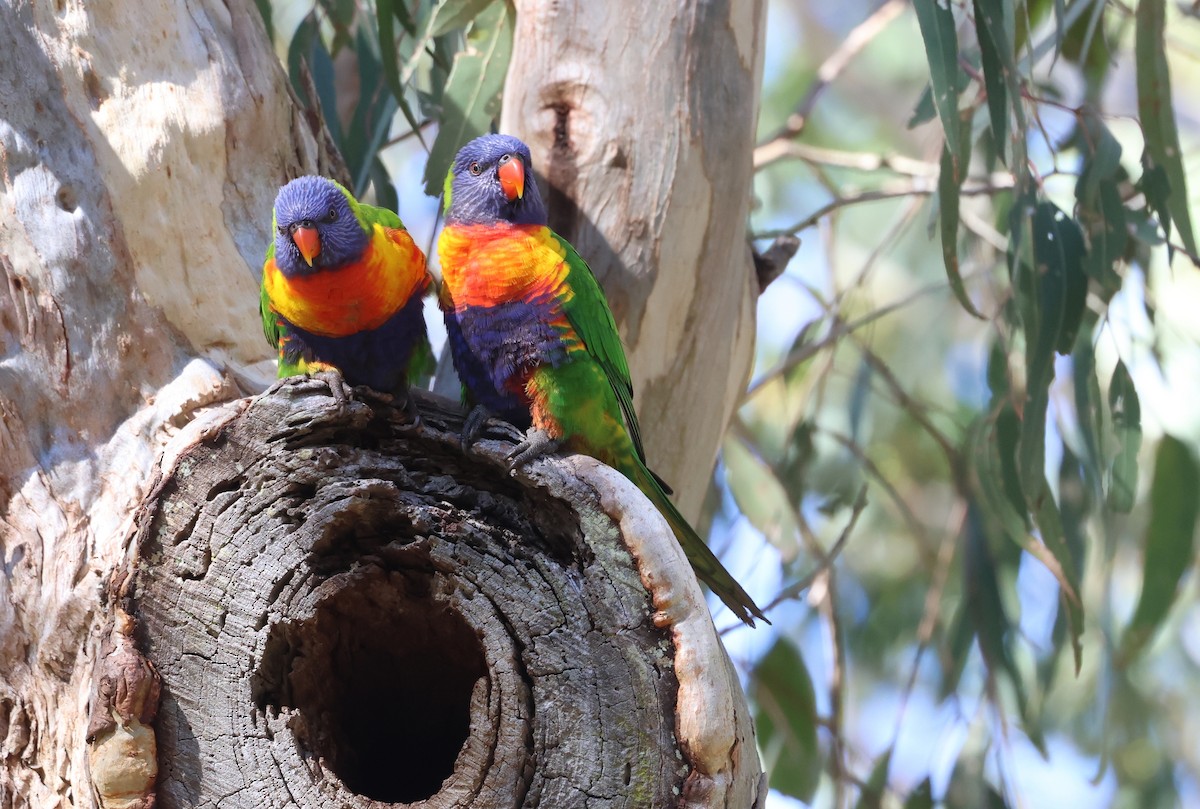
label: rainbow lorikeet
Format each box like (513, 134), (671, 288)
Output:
(437, 134), (766, 626)
(261, 176), (433, 409)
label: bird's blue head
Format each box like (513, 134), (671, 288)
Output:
(443, 134), (548, 227)
(272, 176), (369, 275)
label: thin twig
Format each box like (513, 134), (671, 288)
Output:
(821, 567), (848, 809)
(755, 175), (1016, 240)
(825, 430), (930, 559)
(761, 486), (869, 612)
(743, 264), (992, 401)
(758, 0), (907, 146)
(841, 189), (928, 311)
(855, 342), (961, 465)
(381, 117), (437, 150)
(755, 141), (938, 176)
(893, 501), (967, 739)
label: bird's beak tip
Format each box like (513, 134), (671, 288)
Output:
(498, 158), (525, 202)
(292, 225), (321, 266)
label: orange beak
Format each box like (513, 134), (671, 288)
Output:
(291, 225), (321, 267)
(498, 156), (525, 202)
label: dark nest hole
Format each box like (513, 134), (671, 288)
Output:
(255, 564), (487, 803)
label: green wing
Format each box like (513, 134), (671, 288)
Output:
(261, 231), (282, 349)
(553, 232), (649, 465)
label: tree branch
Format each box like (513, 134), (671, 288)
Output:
(754, 176), (1017, 240)
(758, 0), (908, 146)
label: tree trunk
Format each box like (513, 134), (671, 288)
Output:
(0, 0), (328, 805)
(118, 383), (762, 808)
(500, 0), (767, 519)
(0, 1), (765, 806)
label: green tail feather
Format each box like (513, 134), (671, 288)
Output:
(631, 461), (767, 627)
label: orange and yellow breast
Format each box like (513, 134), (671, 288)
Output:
(438, 223), (572, 311)
(264, 224), (428, 338)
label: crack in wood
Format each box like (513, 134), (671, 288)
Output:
(124, 383), (683, 808)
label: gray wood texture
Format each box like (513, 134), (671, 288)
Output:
(0, 0), (322, 804)
(126, 384), (762, 808)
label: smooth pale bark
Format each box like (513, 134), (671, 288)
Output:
(0, 1), (766, 807)
(0, 0), (324, 805)
(501, 0), (766, 520)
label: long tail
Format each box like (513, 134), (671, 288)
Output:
(631, 461), (767, 627)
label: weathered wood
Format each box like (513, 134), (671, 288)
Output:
(0, 1), (768, 805)
(501, 0), (768, 519)
(125, 383), (762, 808)
(0, 0), (329, 805)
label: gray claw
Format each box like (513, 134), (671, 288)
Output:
(462, 405), (492, 451)
(506, 428), (560, 471)
(312, 369), (350, 410)
(399, 390), (422, 429)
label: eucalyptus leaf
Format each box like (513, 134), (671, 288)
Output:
(1118, 435), (1200, 665)
(1071, 337), (1106, 499)
(907, 84), (938, 129)
(973, 0), (1009, 158)
(268, 0), (316, 62)
(752, 638), (822, 802)
(854, 748), (893, 809)
(964, 501), (1042, 751)
(1136, 0), (1197, 256)
(913, 0), (964, 169)
(904, 777), (935, 809)
(1107, 360), (1141, 513)
(421, 1), (514, 196)
(428, 0), (494, 38)
(1075, 112), (1126, 296)
(938, 117), (986, 319)
(1011, 201), (1086, 505)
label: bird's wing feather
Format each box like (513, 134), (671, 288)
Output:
(552, 232), (648, 464)
(260, 237), (283, 349)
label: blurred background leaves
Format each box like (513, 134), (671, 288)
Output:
(255, 0), (1200, 806)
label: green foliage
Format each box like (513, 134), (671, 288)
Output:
(914, 0), (966, 171)
(419, 1), (514, 195)
(748, 0), (1200, 804)
(1118, 435), (1200, 666)
(257, 0), (513, 204)
(753, 637), (822, 801)
(1135, 0), (1197, 256)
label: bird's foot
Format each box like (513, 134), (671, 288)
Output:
(462, 405), (493, 451)
(352, 385), (393, 405)
(462, 406), (525, 450)
(506, 428), (560, 472)
(265, 371), (350, 406)
(397, 389), (423, 430)
(312, 369), (351, 411)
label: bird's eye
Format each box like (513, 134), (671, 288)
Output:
(277, 225), (287, 236)
(468, 162), (483, 176)
(326, 207), (338, 222)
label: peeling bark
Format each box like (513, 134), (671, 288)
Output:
(121, 384), (762, 808)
